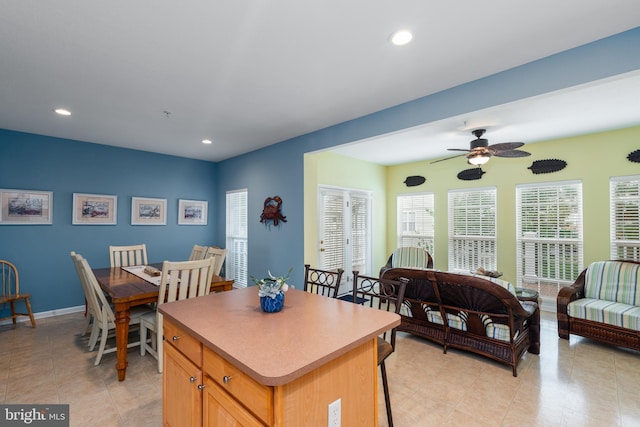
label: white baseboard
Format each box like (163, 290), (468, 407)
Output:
(0, 305), (85, 326)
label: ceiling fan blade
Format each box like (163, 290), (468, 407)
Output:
(487, 142), (524, 151)
(493, 149), (531, 158)
(431, 153), (467, 164)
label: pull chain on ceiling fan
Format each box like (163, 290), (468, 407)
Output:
(431, 129), (531, 165)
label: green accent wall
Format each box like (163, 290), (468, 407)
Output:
(303, 151), (388, 274)
(305, 125), (640, 282)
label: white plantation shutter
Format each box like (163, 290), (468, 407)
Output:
(610, 175), (640, 260)
(448, 188), (497, 272)
(516, 181), (583, 300)
(320, 190), (345, 271)
(319, 187), (372, 281)
(226, 189), (248, 287)
(397, 193), (435, 253)
(350, 194), (370, 274)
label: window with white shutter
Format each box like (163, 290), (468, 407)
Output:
(610, 175), (640, 260)
(516, 181), (583, 300)
(397, 193), (435, 253)
(226, 189), (248, 287)
(448, 188), (497, 272)
(318, 186), (372, 283)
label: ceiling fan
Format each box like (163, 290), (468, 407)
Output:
(432, 129), (531, 165)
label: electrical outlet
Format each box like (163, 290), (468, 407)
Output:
(328, 398), (341, 427)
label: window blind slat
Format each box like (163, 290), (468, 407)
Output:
(516, 181), (583, 299)
(397, 193), (435, 253)
(448, 188), (497, 272)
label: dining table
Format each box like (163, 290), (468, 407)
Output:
(92, 263), (234, 381)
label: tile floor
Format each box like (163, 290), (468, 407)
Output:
(0, 311), (639, 426)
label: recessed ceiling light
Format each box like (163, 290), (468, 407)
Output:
(54, 108), (71, 116)
(202, 139), (213, 144)
(391, 30), (413, 46)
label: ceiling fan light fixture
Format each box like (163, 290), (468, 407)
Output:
(467, 153), (491, 166)
(390, 30), (413, 46)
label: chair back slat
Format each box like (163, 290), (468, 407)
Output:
(204, 247), (227, 275)
(303, 264), (344, 298)
(352, 271), (408, 346)
(109, 244), (148, 267)
(158, 258), (215, 306)
(75, 254), (115, 323)
(188, 245), (209, 261)
(0, 260), (19, 297)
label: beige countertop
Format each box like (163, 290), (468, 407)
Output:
(159, 287), (400, 386)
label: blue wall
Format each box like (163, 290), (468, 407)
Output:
(216, 27), (640, 287)
(0, 130), (218, 314)
(2, 27), (639, 316)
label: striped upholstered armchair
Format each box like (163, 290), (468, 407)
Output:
(379, 247), (433, 276)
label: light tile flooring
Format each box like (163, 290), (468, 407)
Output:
(1, 311), (639, 426)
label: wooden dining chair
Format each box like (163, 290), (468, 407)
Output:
(352, 271), (408, 427)
(75, 253), (152, 365)
(303, 264), (344, 298)
(70, 251), (96, 339)
(204, 246), (227, 276)
(0, 260), (36, 328)
(188, 244), (209, 261)
(140, 257), (215, 372)
(109, 243), (148, 267)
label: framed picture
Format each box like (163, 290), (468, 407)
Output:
(131, 197), (167, 225)
(0, 189), (53, 225)
(178, 199), (208, 225)
(72, 193), (117, 225)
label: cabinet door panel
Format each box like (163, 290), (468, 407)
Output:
(164, 343), (203, 427)
(203, 376), (264, 427)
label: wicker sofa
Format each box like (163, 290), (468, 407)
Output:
(557, 260), (640, 351)
(380, 268), (540, 376)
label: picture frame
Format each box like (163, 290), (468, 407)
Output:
(131, 197), (167, 225)
(72, 193), (117, 225)
(178, 199), (208, 225)
(0, 188), (53, 225)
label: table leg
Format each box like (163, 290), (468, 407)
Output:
(114, 303), (131, 381)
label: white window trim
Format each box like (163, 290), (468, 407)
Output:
(516, 180), (583, 311)
(397, 192), (435, 254)
(610, 175), (640, 261)
(226, 189), (248, 288)
(448, 187), (497, 273)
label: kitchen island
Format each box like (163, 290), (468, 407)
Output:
(159, 286), (400, 426)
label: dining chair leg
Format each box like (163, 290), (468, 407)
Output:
(157, 336), (163, 373)
(88, 322), (100, 350)
(81, 315), (91, 336)
(94, 318), (109, 366)
(380, 362), (393, 427)
(140, 323), (148, 356)
(24, 298), (36, 327)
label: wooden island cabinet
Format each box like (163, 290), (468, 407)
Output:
(159, 287), (400, 426)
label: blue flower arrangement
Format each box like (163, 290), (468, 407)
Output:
(251, 268), (292, 298)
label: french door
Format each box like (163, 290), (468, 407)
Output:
(318, 186), (372, 295)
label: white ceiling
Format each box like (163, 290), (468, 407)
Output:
(1, 1), (639, 163)
(332, 71), (640, 165)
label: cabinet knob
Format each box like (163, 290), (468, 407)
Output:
(189, 376), (197, 383)
(172, 335), (180, 341)
(197, 384), (206, 391)
(223, 375), (232, 384)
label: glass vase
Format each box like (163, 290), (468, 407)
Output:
(260, 292), (285, 313)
